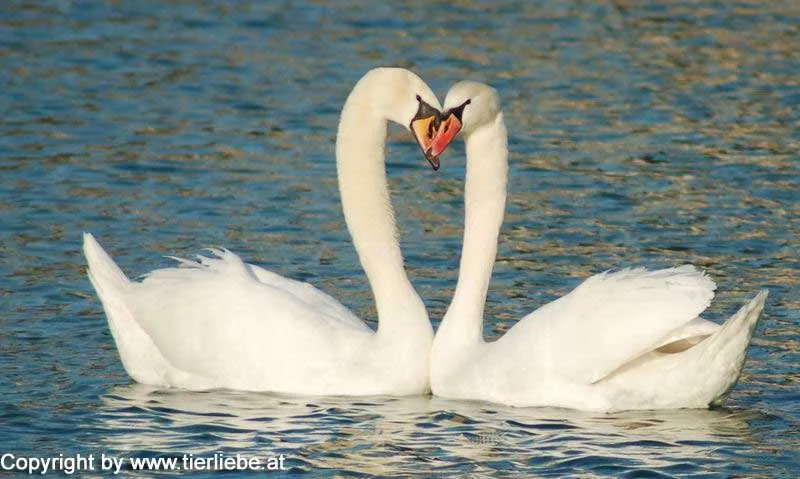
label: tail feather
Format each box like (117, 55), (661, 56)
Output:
(83, 232), (131, 295)
(703, 289), (768, 403)
(708, 289), (767, 352)
(83, 232), (172, 385)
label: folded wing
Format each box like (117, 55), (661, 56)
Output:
(503, 265), (717, 384)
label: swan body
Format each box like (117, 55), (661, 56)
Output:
(84, 68), (447, 395)
(429, 81), (768, 411)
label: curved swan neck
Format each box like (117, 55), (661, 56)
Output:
(335, 77), (429, 337)
(438, 113), (508, 346)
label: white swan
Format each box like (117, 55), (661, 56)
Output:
(429, 81), (768, 411)
(83, 68), (453, 395)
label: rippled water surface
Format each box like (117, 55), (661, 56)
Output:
(2, 1), (798, 477)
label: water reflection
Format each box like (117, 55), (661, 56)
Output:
(3, 0), (798, 477)
(92, 385), (768, 477)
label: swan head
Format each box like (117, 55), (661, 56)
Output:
(355, 68), (450, 170)
(431, 81), (501, 156)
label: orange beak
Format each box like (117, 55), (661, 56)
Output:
(430, 113), (462, 159)
(410, 114), (440, 170)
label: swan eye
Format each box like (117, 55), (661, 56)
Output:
(447, 99), (471, 122)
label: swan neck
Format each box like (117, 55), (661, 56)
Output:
(439, 114), (508, 347)
(335, 84), (429, 337)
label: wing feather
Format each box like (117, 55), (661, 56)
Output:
(501, 265), (716, 384)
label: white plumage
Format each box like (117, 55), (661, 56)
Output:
(430, 81), (767, 411)
(84, 68), (441, 395)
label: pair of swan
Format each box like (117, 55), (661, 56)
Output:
(84, 68), (767, 411)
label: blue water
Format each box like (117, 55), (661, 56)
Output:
(2, 0), (798, 477)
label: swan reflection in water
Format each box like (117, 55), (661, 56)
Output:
(92, 385), (764, 476)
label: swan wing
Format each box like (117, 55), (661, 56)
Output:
(130, 249), (373, 385)
(144, 249), (367, 332)
(651, 317), (720, 351)
(503, 265), (716, 384)
(244, 263), (366, 331)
